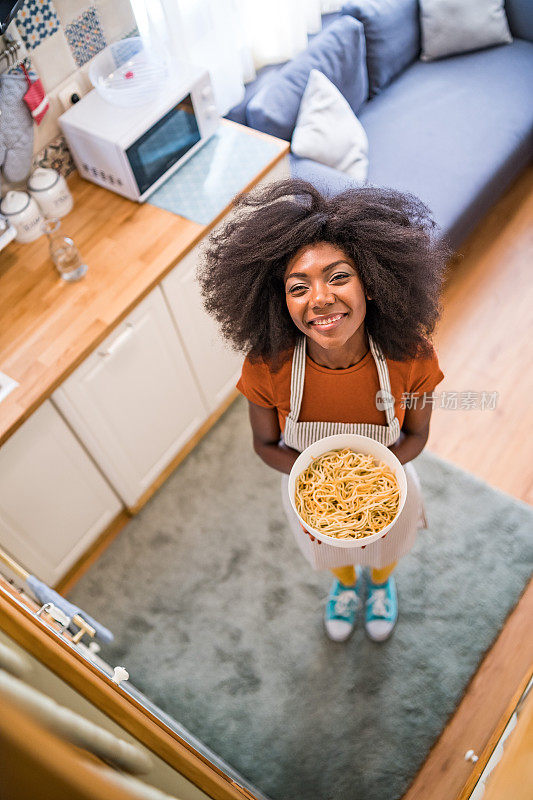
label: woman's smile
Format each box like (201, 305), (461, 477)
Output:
(307, 312), (348, 332)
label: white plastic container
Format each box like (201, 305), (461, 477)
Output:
(28, 167), (73, 219)
(0, 191), (44, 243)
(288, 433), (407, 549)
(89, 37), (169, 107)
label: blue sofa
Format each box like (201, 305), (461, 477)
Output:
(227, 1), (533, 250)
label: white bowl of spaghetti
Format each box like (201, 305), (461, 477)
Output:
(288, 434), (407, 548)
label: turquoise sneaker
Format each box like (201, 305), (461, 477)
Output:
(364, 571), (398, 642)
(324, 567), (363, 642)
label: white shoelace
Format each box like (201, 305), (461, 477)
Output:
(366, 588), (391, 618)
(328, 589), (361, 617)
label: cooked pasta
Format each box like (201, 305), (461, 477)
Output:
(295, 448), (400, 539)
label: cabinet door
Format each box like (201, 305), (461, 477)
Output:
(161, 243), (242, 412)
(0, 401), (122, 585)
(52, 287), (207, 508)
(162, 155), (290, 411)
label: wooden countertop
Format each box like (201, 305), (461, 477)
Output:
(0, 122), (289, 446)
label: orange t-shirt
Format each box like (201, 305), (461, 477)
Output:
(237, 342), (444, 433)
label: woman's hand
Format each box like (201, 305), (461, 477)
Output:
(300, 522), (322, 545)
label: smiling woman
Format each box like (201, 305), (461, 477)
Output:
(198, 178), (448, 643)
(284, 242), (369, 369)
(199, 179), (447, 367)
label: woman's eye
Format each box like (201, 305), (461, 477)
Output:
(330, 273), (350, 283)
(288, 284), (307, 295)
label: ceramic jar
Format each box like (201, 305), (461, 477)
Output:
(0, 191), (44, 243)
(28, 167), (74, 219)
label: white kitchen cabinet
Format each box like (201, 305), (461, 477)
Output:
(52, 287), (208, 509)
(162, 155), (290, 412)
(161, 242), (242, 412)
(0, 401), (122, 585)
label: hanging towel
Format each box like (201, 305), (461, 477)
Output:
(0, 72), (34, 188)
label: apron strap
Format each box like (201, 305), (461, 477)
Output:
(287, 334), (401, 434)
(368, 336), (399, 430)
(287, 336), (306, 423)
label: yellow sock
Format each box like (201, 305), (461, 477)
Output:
(370, 561), (397, 585)
(331, 565), (357, 587)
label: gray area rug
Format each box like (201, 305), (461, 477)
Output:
(69, 398), (533, 800)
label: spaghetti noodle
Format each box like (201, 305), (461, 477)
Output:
(295, 448), (400, 539)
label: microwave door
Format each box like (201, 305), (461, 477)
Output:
(126, 97), (201, 198)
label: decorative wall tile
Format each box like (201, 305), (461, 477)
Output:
(30, 28), (77, 91)
(65, 5), (106, 67)
(32, 134), (76, 176)
(54, 0), (91, 27)
(96, 0), (136, 44)
(16, 0), (61, 50)
(5, 0), (138, 175)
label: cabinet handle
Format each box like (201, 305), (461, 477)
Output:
(98, 322), (134, 358)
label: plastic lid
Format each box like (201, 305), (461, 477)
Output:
(0, 191), (30, 216)
(89, 37), (169, 107)
(28, 167), (59, 191)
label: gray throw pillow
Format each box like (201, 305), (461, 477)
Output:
(419, 0), (512, 62)
(291, 70), (369, 183)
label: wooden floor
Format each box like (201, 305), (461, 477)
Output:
(403, 165), (533, 800)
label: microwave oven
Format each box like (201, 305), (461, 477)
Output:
(59, 65), (219, 202)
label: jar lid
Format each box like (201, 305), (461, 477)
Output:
(28, 167), (59, 191)
(0, 190), (30, 216)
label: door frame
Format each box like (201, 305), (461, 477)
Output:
(0, 584), (258, 800)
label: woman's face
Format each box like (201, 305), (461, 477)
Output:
(284, 242), (367, 350)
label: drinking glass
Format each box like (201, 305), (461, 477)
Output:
(43, 218), (88, 282)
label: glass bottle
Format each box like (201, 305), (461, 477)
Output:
(43, 218), (88, 282)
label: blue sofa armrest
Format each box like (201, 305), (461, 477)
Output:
(505, 0), (533, 41)
(289, 154), (360, 196)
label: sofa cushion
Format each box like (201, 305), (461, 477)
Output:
(341, 0), (420, 95)
(292, 70), (369, 182)
(225, 11), (344, 125)
(246, 16), (368, 141)
(420, 0), (512, 62)
(505, 0), (533, 42)
(357, 39), (533, 247)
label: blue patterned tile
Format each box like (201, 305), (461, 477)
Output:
(148, 125), (284, 225)
(65, 5), (106, 67)
(16, 0), (60, 50)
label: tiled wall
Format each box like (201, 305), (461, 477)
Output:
(6, 0), (137, 180)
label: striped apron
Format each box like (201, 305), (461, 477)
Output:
(280, 335), (428, 569)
